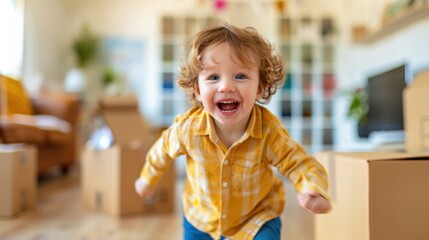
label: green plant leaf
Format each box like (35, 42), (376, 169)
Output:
(346, 88), (368, 123)
(72, 25), (101, 68)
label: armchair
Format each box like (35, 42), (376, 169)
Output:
(0, 74), (81, 175)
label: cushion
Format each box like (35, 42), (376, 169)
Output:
(0, 114), (71, 145)
(0, 74), (33, 115)
(0, 116), (45, 144)
(0, 114), (71, 133)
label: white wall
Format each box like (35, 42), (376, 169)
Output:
(24, 0), (71, 90)
(23, 0), (282, 124)
(335, 18), (429, 150)
(23, 0), (428, 149)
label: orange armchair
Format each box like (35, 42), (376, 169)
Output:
(0, 75), (81, 175)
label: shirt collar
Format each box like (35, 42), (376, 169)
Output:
(194, 105), (263, 139)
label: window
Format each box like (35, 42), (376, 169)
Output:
(0, 0), (24, 76)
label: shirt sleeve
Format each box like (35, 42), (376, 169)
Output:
(139, 121), (184, 186)
(267, 128), (333, 204)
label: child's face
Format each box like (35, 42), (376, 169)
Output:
(195, 42), (262, 128)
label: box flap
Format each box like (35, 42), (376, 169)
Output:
(405, 70), (429, 91)
(98, 95), (152, 145)
(335, 151), (429, 162)
(403, 70), (429, 152)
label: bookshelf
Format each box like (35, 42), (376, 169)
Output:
(158, 15), (339, 153)
(159, 16), (216, 126)
(276, 15), (338, 153)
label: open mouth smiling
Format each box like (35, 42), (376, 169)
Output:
(217, 100), (240, 112)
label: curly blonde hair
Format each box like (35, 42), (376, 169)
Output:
(176, 22), (285, 107)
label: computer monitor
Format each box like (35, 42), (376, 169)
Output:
(358, 64), (409, 139)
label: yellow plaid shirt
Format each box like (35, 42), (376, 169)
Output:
(140, 104), (331, 240)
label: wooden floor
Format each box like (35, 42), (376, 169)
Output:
(0, 166), (314, 240)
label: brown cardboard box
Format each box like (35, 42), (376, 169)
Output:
(403, 70), (429, 152)
(81, 95), (175, 217)
(314, 151), (429, 240)
(0, 144), (37, 217)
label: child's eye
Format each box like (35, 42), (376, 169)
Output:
(235, 74), (247, 80)
(208, 75), (219, 80)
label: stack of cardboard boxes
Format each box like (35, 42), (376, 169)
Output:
(403, 70), (429, 152)
(81, 95), (175, 217)
(314, 70), (429, 239)
(0, 144), (37, 217)
(314, 151), (429, 240)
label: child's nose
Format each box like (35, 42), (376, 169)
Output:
(218, 78), (236, 92)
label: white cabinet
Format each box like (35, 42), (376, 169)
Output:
(159, 16), (216, 126)
(158, 14), (339, 153)
(276, 15), (338, 153)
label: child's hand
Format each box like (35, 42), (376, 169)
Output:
(297, 190), (331, 214)
(134, 177), (155, 199)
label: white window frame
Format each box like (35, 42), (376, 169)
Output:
(0, 0), (24, 76)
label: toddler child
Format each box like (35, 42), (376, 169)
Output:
(135, 22), (332, 240)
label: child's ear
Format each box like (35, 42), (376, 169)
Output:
(193, 84), (202, 102)
(256, 85), (264, 100)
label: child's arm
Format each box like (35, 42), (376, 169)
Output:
(267, 128), (333, 213)
(297, 190), (331, 214)
(135, 123), (183, 198)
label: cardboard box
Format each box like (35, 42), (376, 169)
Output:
(314, 151), (429, 240)
(81, 95), (175, 217)
(403, 70), (429, 152)
(0, 144), (37, 217)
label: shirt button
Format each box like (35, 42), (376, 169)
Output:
(222, 181), (228, 188)
(222, 214), (227, 219)
(224, 159), (229, 165)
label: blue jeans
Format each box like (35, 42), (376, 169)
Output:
(183, 216), (281, 240)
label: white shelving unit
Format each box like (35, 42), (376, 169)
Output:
(159, 16), (216, 126)
(276, 15), (338, 153)
(158, 14), (339, 153)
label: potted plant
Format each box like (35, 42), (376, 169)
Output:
(64, 25), (101, 93)
(72, 25), (101, 68)
(346, 87), (370, 137)
(101, 66), (122, 95)
(346, 88), (368, 124)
